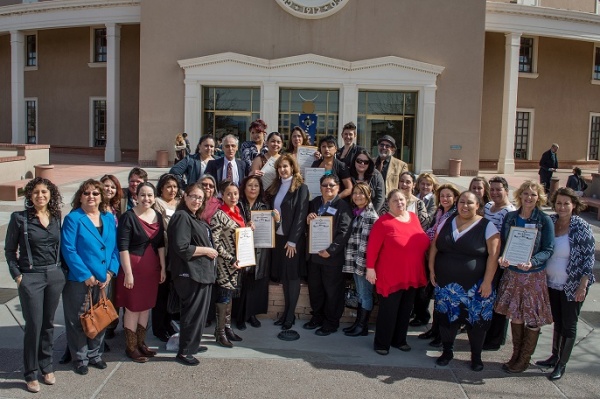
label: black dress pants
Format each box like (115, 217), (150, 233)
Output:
(374, 288), (416, 351)
(307, 261), (345, 330)
(174, 277), (211, 356)
(18, 267), (65, 381)
(548, 287), (584, 339)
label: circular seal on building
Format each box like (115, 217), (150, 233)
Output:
(275, 0), (349, 19)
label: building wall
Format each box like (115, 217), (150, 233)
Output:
(0, 34), (10, 143)
(488, 0), (596, 13)
(138, 0), (486, 173)
(19, 24), (139, 150)
(480, 33), (600, 162)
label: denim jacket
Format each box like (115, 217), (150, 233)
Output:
(500, 207), (554, 273)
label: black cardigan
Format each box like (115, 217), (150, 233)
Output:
(167, 209), (216, 284)
(117, 209), (165, 256)
(307, 195), (353, 266)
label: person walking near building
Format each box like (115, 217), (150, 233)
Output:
(539, 143), (559, 193)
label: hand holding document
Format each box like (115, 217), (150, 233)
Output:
(251, 211), (275, 248)
(297, 146), (318, 175)
(235, 227), (256, 267)
(502, 227), (537, 266)
(309, 216), (333, 254)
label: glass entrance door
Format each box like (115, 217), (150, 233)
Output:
(208, 111), (253, 142)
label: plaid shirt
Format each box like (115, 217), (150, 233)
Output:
(343, 203), (379, 276)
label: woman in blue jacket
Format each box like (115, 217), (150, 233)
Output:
(62, 179), (120, 376)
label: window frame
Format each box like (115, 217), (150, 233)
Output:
(88, 27), (107, 68)
(90, 97), (107, 148)
(24, 31), (37, 71)
(592, 43), (600, 85)
(518, 36), (539, 79)
(25, 98), (38, 144)
(514, 108), (535, 160)
(588, 112), (600, 161)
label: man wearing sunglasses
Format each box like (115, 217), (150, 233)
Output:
(374, 135), (408, 196)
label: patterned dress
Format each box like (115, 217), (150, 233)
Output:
(434, 216), (495, 327)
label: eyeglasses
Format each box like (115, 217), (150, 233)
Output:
(378, 143), (393, 149)
(201, 183), (215, 189)
(83, 191), (101, 197)
(355, 159), (369, 165)
(187, 195), (204, 202)
(321, 183), (337, 188)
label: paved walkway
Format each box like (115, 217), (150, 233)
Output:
(0, 157), (598, 398)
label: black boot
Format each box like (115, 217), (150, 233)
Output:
(548, 337), (575, 381)
(536, 330), (561, 368)
(343, 306), (362, 333)
(345, 309), (370, 337)
(436, 343), (454, 366)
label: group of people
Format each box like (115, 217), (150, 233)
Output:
(5, 121), (595, 393)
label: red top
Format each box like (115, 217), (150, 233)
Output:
(366, 212), (429, 297)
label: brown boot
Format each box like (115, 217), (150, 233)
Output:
(502, 322), (524, 371)
(125, 328), (149, 363)
(507, 326), (540, 373)
(215, 303), (233, 348)
(224, 302), (242, 342)
(136, 324), (157, 357)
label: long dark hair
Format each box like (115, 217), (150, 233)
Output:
(349, 149), (375, 181)
(286, 126), (309, 153)
(100, 174), (122, 212)
(24, 177), (62, 219)
(156, 173), (181, 199)
(195, 134), (215, 155)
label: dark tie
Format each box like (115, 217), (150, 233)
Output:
(226, 161), (233, 182)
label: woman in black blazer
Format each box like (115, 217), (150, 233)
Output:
(167, 182), (218, 366)
(304, 173), (353, 336)
(265, 154), (309, 330)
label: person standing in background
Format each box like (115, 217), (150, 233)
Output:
(539, 143), (559, 193)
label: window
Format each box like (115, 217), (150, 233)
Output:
(93, 28), (107, 63)
(92, 99), (107, 147)
(589, 114), (600, 160)
(25, 99), (37, 144)
(519, 37), (535, 73)
(514, 111), (532, 159)
(593, 45), (600, 81)
(357, 91), (417, 165)
(202, 87), (260, 142)
(25, 34), (36, 68)
(279, 88), (339, 145)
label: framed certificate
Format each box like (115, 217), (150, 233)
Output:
(304, 167), (325, 200)
(251, 210), (275, 248)
(235, 227), (256, 267)
(502, 226), (537, 266)
(297, 146), (318, 175)
(309, 216), (333, 254)
(260, 157), (277, 190)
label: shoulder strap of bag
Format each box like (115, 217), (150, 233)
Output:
(23, 211), (34, 269)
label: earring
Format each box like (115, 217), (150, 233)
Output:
(24, 199), (34, 209)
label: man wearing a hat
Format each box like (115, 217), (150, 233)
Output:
(374, 135), (408, 195)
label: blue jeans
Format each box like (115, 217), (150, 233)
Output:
(354, 273), (374, 311)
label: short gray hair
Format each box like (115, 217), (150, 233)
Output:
(222, 134), (239, 145)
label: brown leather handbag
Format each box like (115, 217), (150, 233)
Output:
(80, 287), (118, 339)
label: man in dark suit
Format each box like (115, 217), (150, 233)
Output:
(205, 134), (247, 187)
(539, 143), (559, 193)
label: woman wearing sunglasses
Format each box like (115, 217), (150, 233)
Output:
(61, 179), (120, 376)
(348, 150), (385, 213)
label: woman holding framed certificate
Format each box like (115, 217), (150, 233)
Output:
(210, 181), (245, 348)
(304, 174), (353, 336)
(495, 180), (555, 374)
(265, 154), (309, 330)
(537, 188), (595, 380)
(235, 176), (273, 330)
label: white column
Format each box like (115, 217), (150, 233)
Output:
(184, 79), (200, 147)
(414, 85), (436, 174)
(10, 31), (25, 144)
(498, 32), (521, 174)
(339, 83), (358, 146)
(262, 82), (279, 134)
(105, 23), (121, 162)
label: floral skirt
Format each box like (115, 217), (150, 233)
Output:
(494, 268), (553, 327)
(434, 281), (495, 328)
